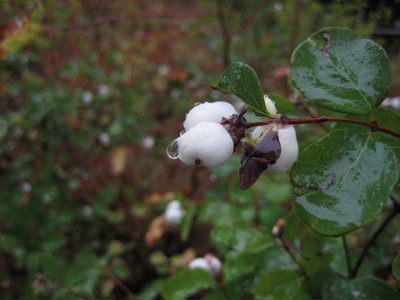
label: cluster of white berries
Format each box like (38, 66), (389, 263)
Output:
(164, 200), (185, 227)
(167, 96), (299, 180)
(188, 254), (222, 276)
(169, 102), (238, 167)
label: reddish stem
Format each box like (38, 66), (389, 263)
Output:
(44, 13), (216, 34)
(246, 116), (400, 138)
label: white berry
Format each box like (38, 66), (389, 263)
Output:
(251, 125), (298, 173)
(178, 122), (234, 167)
(164, 200), (185, 226)
(189, 258), (209, 272)
(268, 125), (298, 173)
(204, 254), (222, 275)
(183, 101), (238, 130)
(189, 255), (222, 276)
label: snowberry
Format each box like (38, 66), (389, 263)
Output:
(164, 200), (185, 226)
(178, 122), (234, 167)
(252, 125), (298, 173)
(204, 254), (222, 275)
(189, 255), (222, 276)
(189, 258), (209, 272)
(268, 125), (298, 173)
(183, 101), (238, 130)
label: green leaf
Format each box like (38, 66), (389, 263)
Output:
(336, 107), (400, 161)
(34, 252), (62, 280)
(290, 27), (391, 114)
(393, 253), (400, 284)
(160, 269), (216, 300)
(217, 62), (267, 115)
(198, 202), (255, 226)
(323, 277), (400, 299)
(255, 269), (310, 300)
(94, 186), (118, 214)
(138, 280), (162, 300)
(292, 128), (398, 236)
(180, 203), (195, 242)
(223, 251), (260, 283)
(63, 258), (101, 295)
(211, 224), (273, 253)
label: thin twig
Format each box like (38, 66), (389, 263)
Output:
(216, 0), (268, 69)
(216, 0), (231, 68)
(280, 238), (310, 281)
(102, 268), (135, 296)
(342, 236), (352, 278)
(294, 96), (330, 132)
(287, 0), (302, 64)
(350, 201), (400, 278)
(44, 13), (216, 34)
(246, 116), (400, 138)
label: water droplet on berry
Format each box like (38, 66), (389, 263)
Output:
(166, 139), (179, 159)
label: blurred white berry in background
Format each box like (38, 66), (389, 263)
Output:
(98, 84), (110, 97)
(189, 254), (222, 276)
(98, 132), (111, 146)
(183, 101), (238, 130)
(188, 258), (209, 272)
(21, 181), (32, 193)
(177, 122), (234, 167)
(204, 254), (222, 276)
(157, 65), (169, 76)
(142, 135), (155, 150)
(81, 91), (93, 105)
(164, 200), (185, 226)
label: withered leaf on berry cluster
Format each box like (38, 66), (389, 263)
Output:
(239, 130), (281, 189)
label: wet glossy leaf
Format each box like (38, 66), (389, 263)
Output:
(217, 62), (267, 115)
(211, 224), (273, 253)
(180, 203), (195, 242)
(63, 258), (101, 295)
(138, 280), (162, 300)
(94, 186), (118, 214)
(223, 251), (260, 283)
(292, 128), (398, 236)
(198, 202), (255, 226)
(255, 269), (310, 300)
(323, 277), (400, 299)
(336, 107), (400, 160)
(160, 269), (216, 300)
(290, 27), (391, 114)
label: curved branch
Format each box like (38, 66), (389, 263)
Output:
(246, 116), (400, 138)
(349, 201), (400, 278)
(44, 13), (216, 34)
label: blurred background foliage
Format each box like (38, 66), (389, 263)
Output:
(0, 0), (400, 299)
